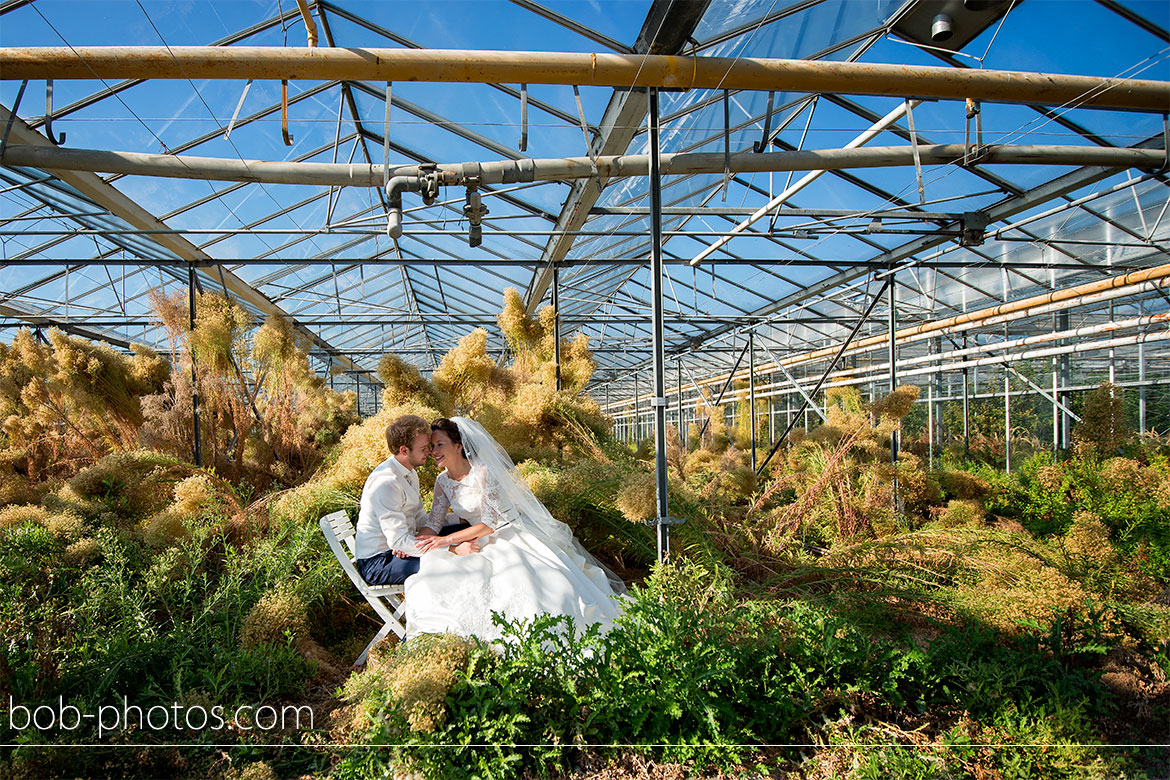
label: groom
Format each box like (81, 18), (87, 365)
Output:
(354, 414), (476, 585)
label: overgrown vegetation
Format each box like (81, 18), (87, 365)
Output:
(1, 289), (1166, 779)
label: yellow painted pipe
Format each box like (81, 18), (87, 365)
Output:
(1, 47), (1168, 111)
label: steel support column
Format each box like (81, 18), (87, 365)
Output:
(649, 86), (670, 563)
(552, 264), (561, 391)
(889, 274), (898, 466)
(1140, 340), (1147, 434)
(749, 330), (757, 472)
(188, 266), (202, 467)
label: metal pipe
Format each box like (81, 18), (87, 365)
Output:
(2, 139), (1165, 188)
(667, 270), (1170, 403)
(294, 0), (318, 48)
(3, 46), (1167, 111)
(776, 262), (1170, 373)
(385, 175), (420, 238)
(612, 329), (1170, 423)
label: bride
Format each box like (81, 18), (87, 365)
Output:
(405, 416), (626, 642)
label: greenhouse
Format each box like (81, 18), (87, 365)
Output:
(1, 0), (1169, 778)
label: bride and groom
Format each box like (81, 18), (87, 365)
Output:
(353, 414), (626, 643)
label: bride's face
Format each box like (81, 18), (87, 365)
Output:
(430, 430), (465, 470)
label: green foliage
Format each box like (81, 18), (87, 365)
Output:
(336, 557), (1142, 780)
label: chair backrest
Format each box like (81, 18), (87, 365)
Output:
(321, 509), (358, 557)
(319, 511), (368, 592)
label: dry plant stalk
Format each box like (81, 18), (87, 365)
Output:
(766, 422), (869, 551)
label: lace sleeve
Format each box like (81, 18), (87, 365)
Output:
(425, 472), (452, 533)
(476, 465), (519, 530)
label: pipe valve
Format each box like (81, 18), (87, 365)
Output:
(463, 177), (489, 248)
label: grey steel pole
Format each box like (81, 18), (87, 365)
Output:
(962, 334), (970, 459)
(1052, 353), (1059, 453)
(889, 276), (898, 466)
(649, 87), (670, 563)
(1139, 340), (1147, 435)
(634, 372), (640, 444)
(677, 357), (684, 448)
(553, 264), (562, 392)
(1059, 311), (1071, 449)
(1004, 366), (1012, 473)
(749, 330), (757, 472)
(927, 337), (934, 470)
(188, 265), (202, 467)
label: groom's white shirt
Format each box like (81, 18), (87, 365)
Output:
(355, 456), (441, 560)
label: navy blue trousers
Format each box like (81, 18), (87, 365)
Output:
(356, 523), (465, 585)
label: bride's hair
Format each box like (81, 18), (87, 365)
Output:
(431, 417), (471, 462)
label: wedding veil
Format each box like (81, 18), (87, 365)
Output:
(450, 416), (627, 596)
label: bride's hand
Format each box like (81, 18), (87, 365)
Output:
(452, 541), (481, 556)
(414, 535), (445, 553)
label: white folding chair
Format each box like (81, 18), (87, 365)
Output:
(319, 510), (407, 666)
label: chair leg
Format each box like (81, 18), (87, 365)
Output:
(355, 621), (396, 667)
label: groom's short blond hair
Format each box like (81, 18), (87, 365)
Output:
(386, 414), (430, 454)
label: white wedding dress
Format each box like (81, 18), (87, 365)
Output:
(404, 419), (626, 643)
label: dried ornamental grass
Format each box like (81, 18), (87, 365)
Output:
(226, 762), (279, 780)
(1064, 511), (1115, 566)
(172, 474), (216, 513)
(938, 499), (985, 528)
(270, 401), (444, 523)
(143, 508), (190, 548)
(45, 510), (86, 541)
(938, 469), (990, 500)
(343, 633), (474, 734)
(1035, 464), (1068, 493)
(497, 287), (544, 367)
(868, 384), (921, 422)
(63, 536), (100, 567)
(1100, 457), (1159, 494)
(188, 293), (250, 377)
(954, 544), (1095, 633)
(377, 353), (452, 414)
(240, 590), (310, 650)
(432, 329), (510, 412)
(616, 471), (657, 524)
(0, 504), (50, 532)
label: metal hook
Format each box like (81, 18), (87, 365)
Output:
(45, 79), (65, 145)
(518, 83), (528, 152)
(0, 80), (29, 161)
(753, 91), (774, 153)
(281, 80), (293, 146)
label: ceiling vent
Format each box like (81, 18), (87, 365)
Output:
(891, 0), (1018, 52)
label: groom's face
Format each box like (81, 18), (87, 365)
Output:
(403, 431), (431, 469)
